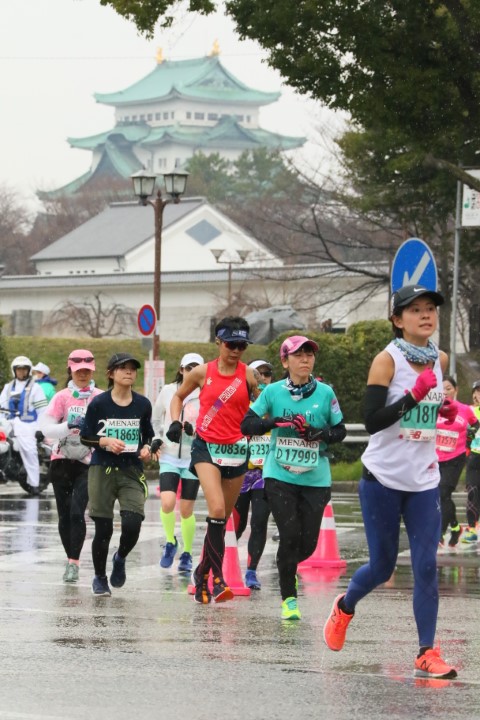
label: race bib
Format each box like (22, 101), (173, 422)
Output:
(436, 428), (459, 453)
(103, 419), (140, 453)
(274, 436), (320, 474)
(400, 402), (438, 442)
(207, 438), (248, 466)
(248, 434), (271, 467)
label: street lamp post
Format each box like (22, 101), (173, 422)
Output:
(210, 249), (250, 308)
(131, 168), (188, 360)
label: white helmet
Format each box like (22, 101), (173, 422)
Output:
(11, 356), (33, 377)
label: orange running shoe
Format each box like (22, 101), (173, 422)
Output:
(414, 647), (457, 679)
(323, 594), (354, 651)
(212, 576), (234, 603)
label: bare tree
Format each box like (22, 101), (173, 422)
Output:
(0, 184), (35, 275)
(44, 292), (137, 338)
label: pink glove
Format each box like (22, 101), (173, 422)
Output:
(411, 368), (437, 402)
(438, 399), (458, 425)
(290, 414), (308, 434)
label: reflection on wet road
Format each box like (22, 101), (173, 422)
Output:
(0, 484), (479, 719)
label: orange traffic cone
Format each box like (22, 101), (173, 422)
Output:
(298, 501), (346, 569)
(187, 516), (251, 596)
(222, 515), (251, 596)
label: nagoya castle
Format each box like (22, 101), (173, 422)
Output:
(43, 42), (304, 198)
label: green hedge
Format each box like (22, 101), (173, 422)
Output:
(2, 321), (394, 465)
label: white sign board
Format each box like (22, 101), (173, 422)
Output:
(144, 360), (165, 404)
(462, 168), (480, 227)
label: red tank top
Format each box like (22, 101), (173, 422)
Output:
(196, 360), (250, 443)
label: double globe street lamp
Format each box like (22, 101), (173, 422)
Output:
(131, 168), (189, 360)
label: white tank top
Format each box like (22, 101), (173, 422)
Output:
(361, 341), (443, 492)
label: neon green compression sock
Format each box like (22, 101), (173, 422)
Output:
(160, 509), (176, 544)
(180, 514), (196, 554)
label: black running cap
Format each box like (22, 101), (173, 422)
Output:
(107, 353), (141, 370)
(391, 285), (444, 316)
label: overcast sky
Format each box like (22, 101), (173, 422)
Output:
(0, 0), (336, 212)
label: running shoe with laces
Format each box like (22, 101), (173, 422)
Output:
(448, 524), (462, 547)
(245, 568), (261, 590)
(65, 562), (79, 583)
(62, 561), (70, 582)
(414, 647), (457, 679)
(281, 596), (301, 620)
(323, 593), (354, 651)
(110, 552), (126, 588)
(460, 527), (478, 543)
(178, 551), (193, 573)
(192, 567), (212, 604)
(212, 576), (234, 603)
(92, 575), (112, 596)
(160, 538), (178, 568)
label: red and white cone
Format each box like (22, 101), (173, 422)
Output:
(187, 515), (251, 596)
(298, 501), (346, 569)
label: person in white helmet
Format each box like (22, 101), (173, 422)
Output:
(0, 356), (49, 494)
(32, 362), (57, 403)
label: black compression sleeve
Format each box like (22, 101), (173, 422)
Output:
(364, 384), (417, 435)
(241, 409), (276, 436)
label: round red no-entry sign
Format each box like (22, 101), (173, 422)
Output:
(137, 304), (156, 336)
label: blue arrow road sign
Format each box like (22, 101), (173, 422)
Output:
(391, 238), (438, 293)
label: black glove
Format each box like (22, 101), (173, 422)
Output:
(302, 424), (330, 443)
(35, 430), (45, 442)
(150, 438), (163, 454)
(183, 421), (194, 436)
(166, 421), (183, 443)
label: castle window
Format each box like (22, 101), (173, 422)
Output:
(147, 113), (152, 121)
(208, 113), (218, 120)
(171, 112), (175, 119)
(186, 112), (192, 119)
(155, 113), (161, 120)
(163, 112), (169, 120)
(140, 114), (145, 120)
(194, 112), (205, 120)
(132, 115), (137, 121)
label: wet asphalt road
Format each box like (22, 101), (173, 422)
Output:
(0, 483), (479, 720)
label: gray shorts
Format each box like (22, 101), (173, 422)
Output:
(88, 464), (148, 519)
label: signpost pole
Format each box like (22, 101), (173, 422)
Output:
(450, 181), (462, 378)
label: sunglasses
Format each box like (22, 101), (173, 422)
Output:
(224, 341), (248, 351)
(183, 364), (199, 372)
(258, 370), (272, 377)
(69, 357), (94, 364)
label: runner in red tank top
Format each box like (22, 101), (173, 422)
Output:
(169, 317), (258, 604)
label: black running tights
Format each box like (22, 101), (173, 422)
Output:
(91, 511), (143, 576)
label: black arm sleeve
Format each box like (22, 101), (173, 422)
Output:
(364, 384), (417, 435)
(326, 422), (347, 445)
(241, 409), (276, 436)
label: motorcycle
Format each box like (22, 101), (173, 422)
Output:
(0, 409), (51, 495)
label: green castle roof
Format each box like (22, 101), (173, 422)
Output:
(94, 55), (280, 107)
(68, 118), (304, 154)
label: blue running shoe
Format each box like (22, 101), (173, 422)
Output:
(245, 569), (261, 590)
(160, 537), (178, 568)
(178, 551), (193, 573)
(110, 552), (126, 588)
(92, 575), (111, 596)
